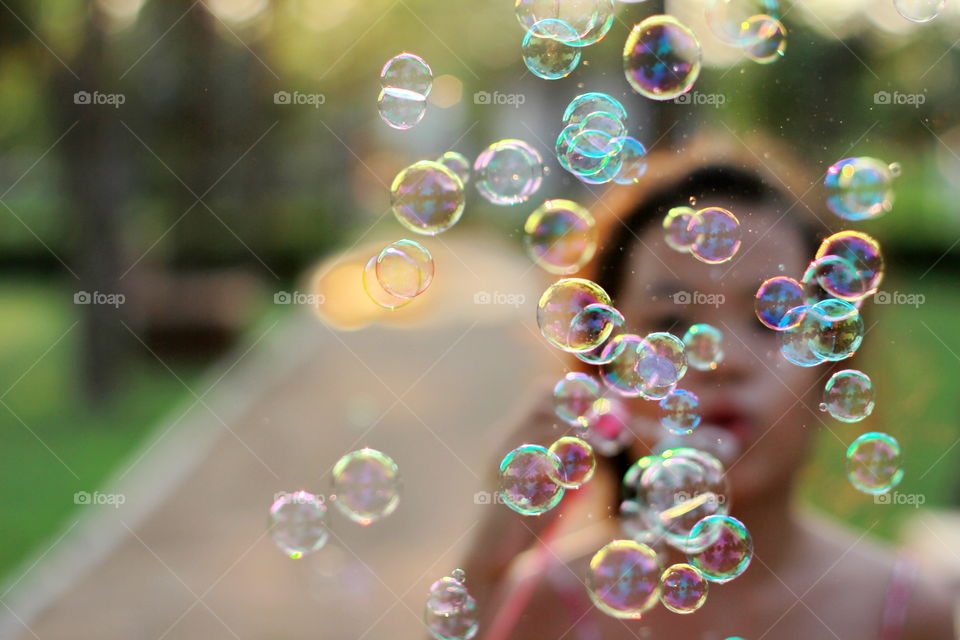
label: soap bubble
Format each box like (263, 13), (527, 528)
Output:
(332, 448), (402, 526)
(846, 432), (903, 495)
(778, 306), (827, 367)
(378, 87), (427, 130)
(599, 334), (649, 397)
(612, 137), (648, 184)
(549, 436), (597, 488)
(825, 157), (895, 221)
(363, 254), (414, 310)
(574, 304), (627, 365)
(425, 572), (479, 640)
(268, 491), (329, 559)
(807, 298), (864, 362)
(687, 515), (753, 583)
(498, 444), (565, 515)
(663, 206), (699, 253)
(376, 239), (434, 299)
(755, 276), (805, 330)
(563, 92), (628, 126)
(474, 139), (544, 205)
(682, 324), (724, 371)
(821, 369), (875, 423)
(688, 207), (741, 264)
(705, 0), (781, 45)
(815, 231), (884, 299)
(623, 15), (702, 101)
(586, 540), (662, 618)
(554, 372), (602, 427)
(427, 577), (470, 615)
(894, 0), (947, 23)
(659, 389), (702, 435)
(380, 52), (433, 96)
(437, 151), (471, 184)
(538, 278), (613, 352)
(801, 255), (869, 304)
(515, 0), (616, 46)
(391, 161), (465, 235)
(524, 199), (598, 274)
(522, 19), (582, 80)
(659, 563), (709, 614)
(641, 332), (688, 386)
(740, 15), (787, 64)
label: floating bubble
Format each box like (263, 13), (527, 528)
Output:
(538, 278), (613, 352)
(808, 298), (864, 362)
(659, 563), (709, 614)
(585, 396), (634, 455)
(498, 444), (565, 515)
(815, 231), (884, 298)
(846, 432), (903, 495)
(332, 448), (402, 526)
(380, 52), (433, 96)
(659, 389), (701, 435)
(599, 334), (649, 396)
(824, 157), (895, 221)
(894, 0), (947, 22)
(755, 276), (805, 330)
(425, 572), (479, 640)
(554, 372), (602, 427)
(562, 130), (615, 176)
(524, 199), (598, 274)
(268, 491), (329, 559)
(363, 254), (414, 310)
(682, 324), (724, 371)
(778, 306), (826, 367)
(821, 369), (875, 423)
(549, 436), (597, 488)
(474, 139), (544, 206)
(522, 19), (582, 80)
(437, 151), (471, 185)
(663, 206), (699, 253)
(378, 87), (427, 130)
(376, 239), (434, 299)
(515, 0), (615, 46)
(586, 540), (661, 618)
(641, 332), (688, 386)
(740, 15), (787, 64)
(575, 304), (627, 365)
(427, 576), (470, 615)
(577, 113), (627, 151)
(563, 92), (628, 126)
(623, 15), (702, 101)
(391, 161), (465, 235)
(687, 515), (753, 583)
(688, 207), (741, 264)
(612, 137), (648, 184)
(801, 255), (868, 304)
(705, 0), (781, 45)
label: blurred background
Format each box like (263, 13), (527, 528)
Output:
(1, 0), (960, 638)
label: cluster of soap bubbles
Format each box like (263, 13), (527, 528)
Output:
(268, 448), (401, 558)
(378, 53), (433, 130)
(475, 139), (544, 205)
(524, 199), (598, 274)
(893, 0), (947, 23)
(556, 93), (648, 185)
(705, 0), (788, 64)
(516, 0), (615, 79)
(362, 239), (435, 309)
(825, 157), (899, 221)
(662, 205), (742, 264)
(425, 569), (479, 640)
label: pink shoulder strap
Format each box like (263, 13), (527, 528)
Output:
(880, 557), (916, 640)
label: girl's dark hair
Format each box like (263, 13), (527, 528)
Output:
(590, 163), (822, 507)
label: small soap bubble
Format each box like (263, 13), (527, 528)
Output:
(378, 87), (427, 130)
(755, 276), (805, 330)
(380, 52), (433, 96)
(815, 231), (884, 299)
(846, 432), (903, 495)
(659, 563), (709, 614)
(573, 304), (627, 365)
(549, 436), (597, 488)
(376, 239), (434, 299)
(363, 254), (414, 310)
(587, 540), (662, 618)
(554, 372), (602, 427)
(391, 161), (465, 235)
(474, 139), (544, 206)
(623, 15), (702, 101)
(498, 444), (565, 515)
(740, 15), (787, 64)
(331, 448), (402, 526)
(663, 206), (699, 253)
(522, 19), (582, 80)
(824, 157), (895, 221)
(538, 278), (613, 352)
(687, 515), (753, 583)
(821, 369), (875, 423)
(807, 298), (864, 362)
(687, 207), (741, 264)
(682, 324), (724, 371)
(425, 572), (479, 640)
(524, 199), (598, 274)
(269, 491), (329, 559)
(778, 306), (826, 367)
(801, 255), (868, 304)
(659, 389), (702, 435)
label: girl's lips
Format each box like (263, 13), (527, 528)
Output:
(701, 406), (754, 443)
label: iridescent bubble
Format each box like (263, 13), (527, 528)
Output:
(498, 444), (565, 515)
(427, 577), (470, 615)
(515, 0), (615, 46)
(524, 199), (598, 274)
(623, 15), (702, 101)
(801, 255), (868, 304)
(815, 231), (884, 298)
(378, 87), (427, 130)
(662, 206), (699, 253)
(538, 278), (613, 352)
(332, 448), (402, 526)
(821, 369), (875, 423)
(641, 332), (688, 386)
(425, 573), (479, 640)
(573, 304), (627, 365)
(268, 491), (329, 559)
(563, 131), (614, 177)
(705, 0), (781, 45)
(522, 19), (582, 80)
(599, 334), (649, 397)
(363, 254), (414, 310)
(612, 137), (648, 184)
(659, 389), (701, 436)
(824, 157), (895, 221)
(563, 92), (628, 126)
(808, 298), (864, 362)
(778, 306), (826, 367)
(391, 161), (465, 235)
(554, 372), (602, 427)
(549, 436), (597, 488)
(585, 396), (634, 455)
(376, 239), (434, 299)
(586, 540), (661, 618)
(437, 151), (471, 185)
(894, 0), (947, 23)
(380, 52), (433, 96)
(659, 563), (708, 614)
(474, 139), (544, 206)
(687, 515), (753, 583)
(755, 276), (805, 330)
(740, 15), (787, 64)
(687, 207), (741, 264)
(846, 432), (903, 495)
(577, 112), (627, 152)
(682, 324), (724, 371)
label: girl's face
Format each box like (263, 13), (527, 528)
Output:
(614, 204), (823, 504)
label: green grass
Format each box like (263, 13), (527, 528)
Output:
(799, 272), (960, 540)
(0, 279), (204, 580)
